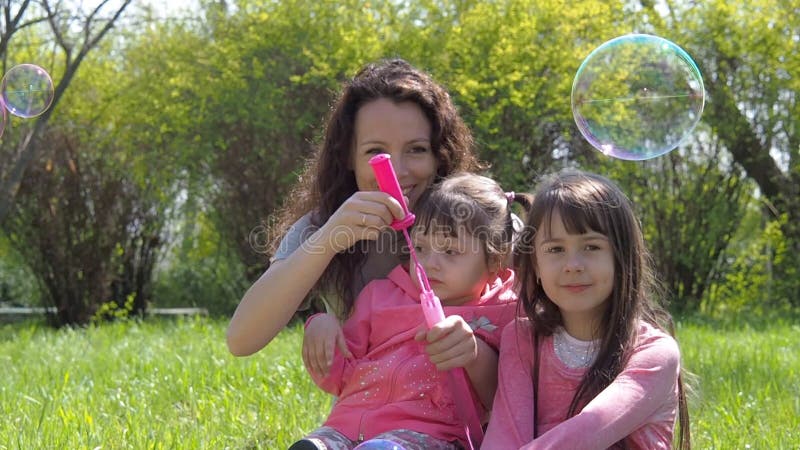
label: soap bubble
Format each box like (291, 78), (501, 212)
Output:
(571, 34), (705, 160)
(1, 63), (55, 119)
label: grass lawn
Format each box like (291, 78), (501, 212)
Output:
(1, 316), (798, 449)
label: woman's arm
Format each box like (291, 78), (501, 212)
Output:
(226, 232), (338, 356)
(226, 191), (404, 356)
(305, 285), (375, 395)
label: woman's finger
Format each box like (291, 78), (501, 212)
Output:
(336, 327), (353, 359)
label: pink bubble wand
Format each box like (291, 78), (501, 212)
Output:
(369, 154), (484, 449)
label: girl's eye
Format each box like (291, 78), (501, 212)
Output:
(585, 244), (599, 251)
(445, 249), (457, 256)
(366, 147), (385, 155)
(544, 246), (563, 254)
(409, 146), (430, 154)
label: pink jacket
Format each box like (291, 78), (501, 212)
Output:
(483, 319), (680, 449)
(308, 265), (517, 447)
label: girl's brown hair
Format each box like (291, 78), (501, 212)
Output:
(515, 169), (690, 450)
(268, 59), (483, 314)
(412, 172), (531, 271)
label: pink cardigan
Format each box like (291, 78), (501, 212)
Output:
(482, 319), (680, 450)
(308, 265), (517, 447)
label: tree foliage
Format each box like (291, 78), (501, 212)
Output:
(0, 0), (134, 223)
(1, 0), (797, 324)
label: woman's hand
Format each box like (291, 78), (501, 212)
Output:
(316, 191), (406, 254)
(415, 315), (478, 371)
(302, 313), (352, 378)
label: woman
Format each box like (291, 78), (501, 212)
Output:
(226, 58), (483, 357)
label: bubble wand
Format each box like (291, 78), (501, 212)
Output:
(369, 154), (484, 449)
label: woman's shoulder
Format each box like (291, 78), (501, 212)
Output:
(270, 213), (317, 262)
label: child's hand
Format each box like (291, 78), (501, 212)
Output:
(415, 315), (477, 371)
(302, 313), (352, 378)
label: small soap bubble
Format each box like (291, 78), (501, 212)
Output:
(353, 439), (407, 450)
(571, 34), (705, 160)
(1, 64), (55, 119)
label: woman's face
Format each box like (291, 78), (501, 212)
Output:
(351, 98), (438, 209)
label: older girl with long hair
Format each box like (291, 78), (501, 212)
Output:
(483, 169), (690, 450)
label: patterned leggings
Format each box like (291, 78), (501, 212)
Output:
(292, 427), (461, 450)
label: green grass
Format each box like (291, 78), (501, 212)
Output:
(0, 317), (331, 449)
(677, 320), (800, 448)
(1, 317), (798, 449)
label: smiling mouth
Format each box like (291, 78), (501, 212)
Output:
(563, 284), (591, 293)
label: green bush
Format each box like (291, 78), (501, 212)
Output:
(152, 211), (249, 316)
(702, 213), (798, 323)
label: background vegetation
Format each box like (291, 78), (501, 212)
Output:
(0, 0), (798, 447)
(1, 0), (797, 325)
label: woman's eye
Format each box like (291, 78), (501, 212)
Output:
(409, 146), (430, 154)
(366, 147), (385, 155)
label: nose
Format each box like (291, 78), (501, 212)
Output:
(391, 153), (409, 180)
(564, 253), (585, 273)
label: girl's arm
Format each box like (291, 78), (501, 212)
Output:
(482, 320), (535, 449)
(416, 315), (499, 409)
(521, 333), (681, 450)
(226, 191), (404, 356)
(463, 337), (499, 409)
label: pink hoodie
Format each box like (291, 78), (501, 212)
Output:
(482, 319), (680, 449)
(307, 265), (517, 447)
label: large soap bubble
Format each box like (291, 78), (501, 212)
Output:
(571, 34), (705, 160)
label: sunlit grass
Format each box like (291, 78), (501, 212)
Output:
(0, 317), (330, 449)
(677, 320), (800, 449)
(1, 317), (797, 448)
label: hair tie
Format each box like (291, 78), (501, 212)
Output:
(505, 191), (515, 203)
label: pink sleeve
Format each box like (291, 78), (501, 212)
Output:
(482, 320), (534, 449)
(308, 284), (376, 395)
(521, 333), (681, 450)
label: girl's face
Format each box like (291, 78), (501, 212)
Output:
(351, 98), (438, 209)
(412, 228), (491, 306)
(533, 211), (615, 339)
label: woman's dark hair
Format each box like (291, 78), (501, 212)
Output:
(268, 58), (483, 314)
(515, 169), (690, 449)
